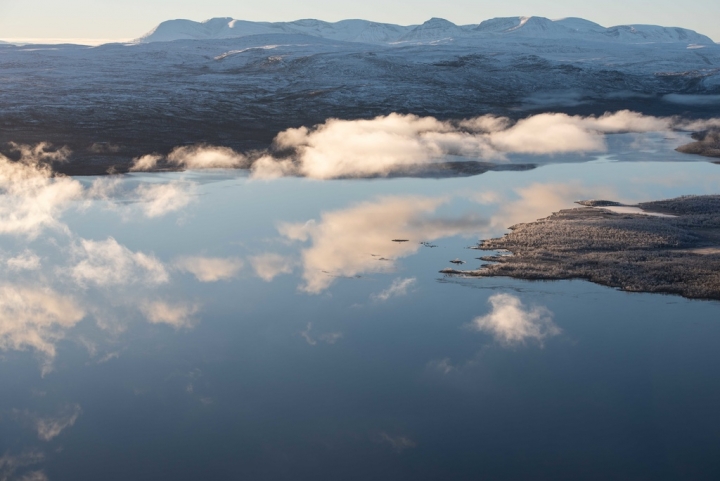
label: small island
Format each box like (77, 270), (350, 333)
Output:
(443, 195), (720, 300)
(677, 128), (720, 159)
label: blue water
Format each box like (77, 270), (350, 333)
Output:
(1, 158), (720, 480)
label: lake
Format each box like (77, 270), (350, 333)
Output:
(1, 136), (720, 480)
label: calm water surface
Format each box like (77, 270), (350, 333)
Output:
(2, 154), (720, 480)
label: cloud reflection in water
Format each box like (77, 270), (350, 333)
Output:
(277, 196), (488, 293)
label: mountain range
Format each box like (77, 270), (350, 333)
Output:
(0, 15), (718, 174)
(138, 16), (716, 45)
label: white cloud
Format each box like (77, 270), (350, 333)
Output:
(6, 250), (41, 271)
(17, 470), (49, 481)
(70, 237), (169, 288)
(300, 323), (316, 346)
(319, 332), (343, 344)
(0, 285), (85, 362)
(248, 111), (694, 179)
(279, 196), (485, 293)
(485, 182), (617, 230)
(8, 142), (70, 164)
(249, 155), (296, 179)
(167, 145), (248, 169)
(119, 112), (719, 180)
(488, 111), (671, 154)
(174, 256), (243, 282)
(676, 118), (720, 131)
(372, 277), (417, 301)
(471, 294), (560, 346)
(133, 181), (195, 218)
(85, 176), (122, 200)
(83, 177), (195, 218)
(35, 404), (82, 441)
(252, 113), (498, 179)
(300, 322), (343, 346)
(130, 154), (162, 172)
(249, 253), (294, 282)
(0, 144), (83, 238)
(141, 301), (199, 329)
(427, 358), (455, 375)
(97, 351), (121, 363)
(0, 451), (45, 481)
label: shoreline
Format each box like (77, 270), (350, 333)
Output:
(443, 195), (720, 301)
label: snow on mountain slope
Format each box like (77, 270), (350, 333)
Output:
(137, 17), (294, 42)
(2, 27), (719, 174)
(285, 19), (412, 43)
(473, 16), (574, 37)
(137, 17), (410, 44)
(397, 18), (467, 43)
(553, 18), (606, 33)
(603, 25), (713, 44)
(138, 16), (716, 46)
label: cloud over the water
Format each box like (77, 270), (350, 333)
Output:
(175, 256), (243, 282)
(122, 111), (720, 179)
(0, 451), (46, 481)
(279, 196), (486, 293)
(0, 143), (83, 237)
(372, 277), (417, 302)
(6, 250), (42, 271)
(471, 294), (560, 346)
(300, 322), (343, 346)
(168, 145), (248, 169)
(134, 181), (195, 218)
(141, 301), (199, 328)
(250, 111), (692, 179)
(130, 154), (162, 172)
(0, 285), (85, 361)
(35, 404), (82, 441)
(249, 253), (295, 282)
(70, 237), (169, 288)
(484, 182), (617, 230)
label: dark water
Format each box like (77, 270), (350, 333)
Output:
(1, 155), (720, 480)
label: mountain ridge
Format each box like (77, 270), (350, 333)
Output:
(137, 16), (716, 45)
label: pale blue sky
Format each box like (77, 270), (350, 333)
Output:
(0, 0), (718, 43)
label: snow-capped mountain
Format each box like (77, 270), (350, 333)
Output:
(138, 17), (414, 44)
(396, 18), (469, 43)
(1, 15), (719, 174)
(137, 16), (716, 46)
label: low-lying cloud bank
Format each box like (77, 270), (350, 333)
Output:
(0, 143), (83, 237)
(124, 111), (720, 180)
(0, 142), (201, 240)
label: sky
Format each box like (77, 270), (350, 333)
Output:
(0, 0), (718, 43)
